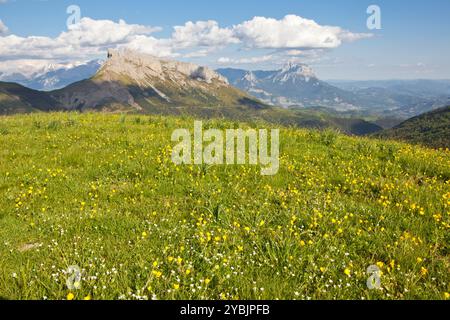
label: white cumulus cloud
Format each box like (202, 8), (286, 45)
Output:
(60, 18), (161, 47)
(0, 18), (164, 60)
(233, 15), (372, 49)
(172, 20), (238, 48)
(120, 35), (176, 58)
(0, 14), (373, 74)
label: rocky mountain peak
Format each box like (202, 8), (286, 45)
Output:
(275, 62), (317, 83)
(240, 71), (260, 88)
(101, 48), (228, 85)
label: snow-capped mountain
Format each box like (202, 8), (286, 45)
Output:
(0, 60), (103, 91)
(217, 63), (361, 110)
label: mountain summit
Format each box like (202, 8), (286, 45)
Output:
(217, 64), (360, 110)
(50, 49), (264, 113)
(274, 62), (317, 83)
(101, 49), (229, 86)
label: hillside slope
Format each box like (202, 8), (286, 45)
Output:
(378, 106), (450, 148)
(0, 82), (62, 115)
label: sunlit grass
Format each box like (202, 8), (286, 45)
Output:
(0, 112), (449, 300)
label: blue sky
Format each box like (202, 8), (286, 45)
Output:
(0, 0), (449, 79)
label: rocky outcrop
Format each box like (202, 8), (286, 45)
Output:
(103, 49), (228, 85)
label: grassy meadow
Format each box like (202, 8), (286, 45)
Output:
(0, 112), (449, 300)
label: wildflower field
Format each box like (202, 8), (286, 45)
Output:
(0, 112), (449, 300)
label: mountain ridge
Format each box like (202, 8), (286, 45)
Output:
(0, 49), (384, 136)
(2, 57), (449, 119)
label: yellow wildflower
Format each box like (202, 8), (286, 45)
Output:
(420, 267), (428, 276)
(390, 260), (395, 269)
(152, 270), (162, 278)
(344, 268), (351, 277)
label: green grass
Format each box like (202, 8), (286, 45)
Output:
(0, 112), (449, 300)
(378, 106), (450, 149)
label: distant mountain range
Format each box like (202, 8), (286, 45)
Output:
(0, 60), (103, 91)
(330, 79), (450, 118)
(3, 49), (450, 140)
(217, 64), (362, 111)
(329, 79), (450, 98)
(0, 49), (384, 136)
(377, 105), (450, 149)
(217, 67), (450, 119)
(2, 49), (270, 115)
(2, 56), (449, 120)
